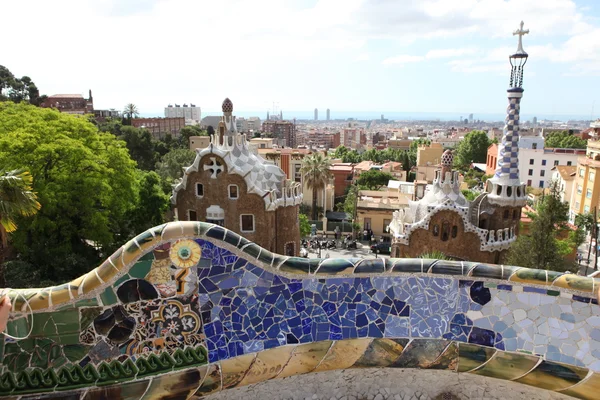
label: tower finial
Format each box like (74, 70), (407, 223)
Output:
(513, 21), (529, 55)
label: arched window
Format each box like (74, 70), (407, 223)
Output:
(512, 209), (518, 220)
(441, 222), (450, 241)
(451, 225), (458, 238)
(503, 210), (509, 219)
(433, 224), (439, 236)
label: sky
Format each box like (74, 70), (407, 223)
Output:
(3, 0), (600, 119)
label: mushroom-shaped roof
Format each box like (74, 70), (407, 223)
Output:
(222, 98), (233, 113)
(441, 149), (454, 166)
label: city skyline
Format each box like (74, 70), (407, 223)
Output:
(4, 0), (600, 117)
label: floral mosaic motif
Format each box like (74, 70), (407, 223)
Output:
(150, 298), (201, 340)
(170, 239), (202, 269)
(4, 222), (600, 400)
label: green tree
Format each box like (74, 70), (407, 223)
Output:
(300, 153), (332, 220)
(126, 171), (169, 235)
(454, 130), (490, 167)
(118, 126), (159, 170)
(506, 181), (572, 271)
(0, 66), (44, 105)
(155, 148), (196, 193)
(299, 213), (311, 238)
(575, 212), (595, 261)
(0, 102), (138, 285)
(123, 103), (139, 120)
(356, 169), (394, 190)
(545, 131), (587, 149)
(0, 170), (41, 249)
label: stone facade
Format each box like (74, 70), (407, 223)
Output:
(172, 98), (302, 256)
(394, 209), (504, 263)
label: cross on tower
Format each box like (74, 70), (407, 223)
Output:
(513, 21), (529, 54)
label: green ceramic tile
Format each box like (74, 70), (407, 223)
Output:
(392, 339), (450, 368)
(74, 298), (99, 307)
(100, 288), (118, 306)
(457, 343), (496, 372)
(80, 307), (102, 330)
(113, 274), (131, 288)
(128, 261), (152, 279)
(546, 289), (560, 296)
(483, 282), (497, 288)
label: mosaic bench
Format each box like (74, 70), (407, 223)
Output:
(1, 221), (600, 399)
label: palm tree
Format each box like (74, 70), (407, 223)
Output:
(300, 153), (332, 221)
(0, 170), (41, 249)
(123, 103), (139, 120)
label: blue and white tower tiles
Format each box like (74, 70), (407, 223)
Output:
(486, 22), (529, 207)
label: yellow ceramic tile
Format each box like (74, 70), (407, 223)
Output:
(220, 353), (257, 389)
(50, 284), (76, 306)
(96, 259), (119, 284)
(237, 346), (295, 386)
(352, 338), (408, 368)
(162, 222), (184, 242)
(551, 274), (594, 293)
(457, 343), (496, 372)
(192, 364), (221, 397)
(559, 371), (600, 400)
(80, 271), (104, 295)
(69, 274), (86, 295)
(121, 239), (143, 266)
(134, 230), (161, 253)
(108, 247), (125, 272)
(27, 290), (50, 311)
(313, 339), (372, 372)
(515, 360), (589, 391)
(140, 368), (202, 400)
(277, 341), (332, 379)
(180, 221), (199, 237)
(508, 268), (548, 286)
(470, 351), (539, 381)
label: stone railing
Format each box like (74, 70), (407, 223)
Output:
(1, 221), (599, 399)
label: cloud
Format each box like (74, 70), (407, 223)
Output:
(425, 47), (478, 59)
(382, 55), (424, 65)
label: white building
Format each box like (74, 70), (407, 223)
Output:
(520, 147), (583, 188)
(551, 165), (576, 205)
(165, 104), (201, 125)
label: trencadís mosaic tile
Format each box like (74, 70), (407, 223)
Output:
(1, 221), (600, 399)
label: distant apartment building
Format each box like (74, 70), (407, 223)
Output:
(40, 90), (94, 114)
(262, 120), (296, 148)
(330, 163), (354, 197)
(314, 108), (318, 121)
(387, 138), (412, 151)
(255, 146), (312, 183)
(165, 104), (201, 124)
(296, 130), (339, 149)
(326, 109), (330, 121)
(201, 116), (221, 131)
(131, 117), (186, 139)
(552, 165), (576, 205)
(94, 109), (121, 123)
(235, 117), (261, 133)
(486, 144), (498, 176)
(569, 137), (600, 222)
(487, 139), (584, 189)
(342, 126), (365, 148)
